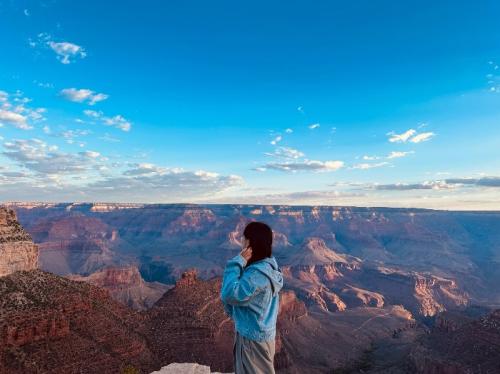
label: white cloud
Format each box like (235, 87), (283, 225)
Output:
(387, 151), (414, 159)
(0, 151), (245, 203)
(60, 88), (109, 105)
(1, 138), (106, 175)
(409, 132), (435, 143)
(308, 123), (320, 130)
(264, 146), (304, 160)
(387, 128), (436, 144)
(29, 33), (86, 64)
(82, 150), (100, 159)
(264, 159), (344, 172)
(371, 177), (500, 191)
(362, 155), (380, 160)
(0, 90), (45, 130)
(285, 128), (293, 133)
(83, 110), (132, 132)
(83, 109), (101, 118)
(352, 162), (390, 170)
(374, 180), (454, 190)
(82, 164), (245, 202)
(0, 109), (31, 129)
(48, 41), (86, 64)
(387, 129), (416, 143)
(270, 135), (282, 145)
(103, 115), (131, 132)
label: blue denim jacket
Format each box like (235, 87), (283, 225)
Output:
(220, 254), (284, 342)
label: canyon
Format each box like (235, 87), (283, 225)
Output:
(1, 203), (500, 373)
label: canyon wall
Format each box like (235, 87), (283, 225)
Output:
(0, 206), (38, 277)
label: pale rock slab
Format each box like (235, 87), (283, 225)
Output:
(150, 362), (233, 374)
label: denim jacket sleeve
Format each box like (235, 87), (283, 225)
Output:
(222, 301), (233, 317)
(220, 254), (261, 306)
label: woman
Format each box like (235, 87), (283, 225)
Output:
(220, 221), (283, 374)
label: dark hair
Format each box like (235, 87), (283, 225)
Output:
(243, 221), (273, 266)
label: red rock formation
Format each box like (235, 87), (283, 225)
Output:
(0, 207), (38, 277)
(68, 265), (171, 311)
(409, 309), (500, 373)
(0, 270), (157, 374)
(162, 208), (217, 236)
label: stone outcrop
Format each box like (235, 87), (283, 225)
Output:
(67, 265), (171, 310)
(0, 269), (157, 374)
(408, 309), (500, 373)
(144, 269), (235, 373)
(150, 362), (232, 374)
(0, 207), (38, 277)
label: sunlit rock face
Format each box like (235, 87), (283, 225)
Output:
(0, 207), (39, 277)
(11, 202), (500, 318)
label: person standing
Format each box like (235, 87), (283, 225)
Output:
(220, 221), (283, 374)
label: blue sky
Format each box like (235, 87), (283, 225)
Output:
(1, 0), (500, 209)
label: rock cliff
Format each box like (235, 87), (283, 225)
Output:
(67, 265), (171, 310)
(0, 206), (38, 277)
(0, 269), (157, 374)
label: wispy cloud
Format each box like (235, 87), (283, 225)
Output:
(444, 176), (500, 187)
(352, 161), (390, 170)
(362, 155), (381, 161)
(387, 129), (416, 143)
(387, 151), (414, 159)
(45, 127), (92, 146)
(308, 123), (320, 130)
(0, 138), (244, 202)
(361, 151), (413, 162)
(409, 132), (435, 143)
(270, 135), (282, 145)
(264, 146), (304, 159)
(373, 176), (500, 191)
(29, 33), (86, 64)
(387, 128), (435, 143)
(2, 138), (104, 175)
(264, 159), (344, 172)
(84, 110), (132, 131)
(0, 90), (46, 130)
(203, 188), (363, 205)
(49, 41), (86, 64)
(487, 61), (500, 93)
(374, 180), (453, 190)
(60, 88), (109, 105)
(98, 133), (121, 143)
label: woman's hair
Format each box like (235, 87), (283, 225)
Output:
(243, 221), (273, 266)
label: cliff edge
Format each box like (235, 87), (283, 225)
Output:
(0, 206), (38, 277)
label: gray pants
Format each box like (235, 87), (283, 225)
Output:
(233, 331), (276, 374)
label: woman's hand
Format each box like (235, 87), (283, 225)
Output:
(240, 246), (252, 262)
